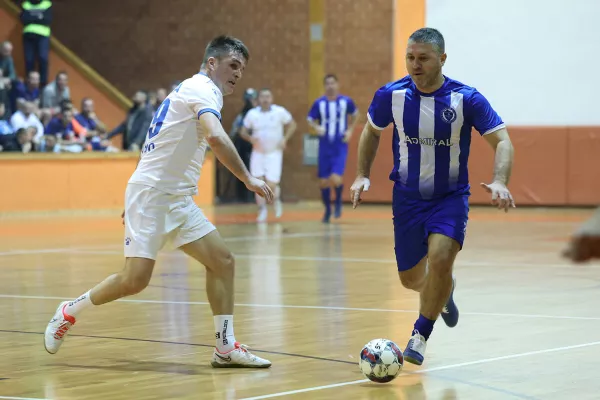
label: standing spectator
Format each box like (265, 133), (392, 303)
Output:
(0, 103), (13, 134)
(21, 0), (52, 87)
(41, 70), (69, 114)
(10, 99), (44, 142)
(106, 90), (153, 151)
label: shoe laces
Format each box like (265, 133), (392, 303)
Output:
(409, 330), (426, 352)
(53, 320), (72, 340)
(235, 342), (249, 353)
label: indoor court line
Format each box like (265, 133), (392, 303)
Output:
(0, 397), (50, 400)
(0, 294), (598, 321)
(0, 246), (581, 270)
(239, 339), (600, 400)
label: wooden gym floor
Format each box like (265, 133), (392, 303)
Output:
(0, 202), (599, 400)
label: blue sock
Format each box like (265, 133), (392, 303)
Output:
(335, 185), (343, 209)
(413, 314), (435, 341)
(321, 188), (331, 212)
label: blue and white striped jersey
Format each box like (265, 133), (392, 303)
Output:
(367, 75), (504, 200)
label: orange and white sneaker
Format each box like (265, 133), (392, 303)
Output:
(44, 301), (76, 354)
(211, 342), (272, 368)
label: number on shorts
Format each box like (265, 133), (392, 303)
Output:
(147, 98), (171, 139)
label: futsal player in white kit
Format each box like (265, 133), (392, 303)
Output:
(240, 89), (296, 222)
(43, 35), (274, 368)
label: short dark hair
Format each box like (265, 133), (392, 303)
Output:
(323, 74), (338, 83)
(408, 28), (445, 54)
(201, 35), (250, 67)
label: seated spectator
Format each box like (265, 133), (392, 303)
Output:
(0, 41), (16, 89)
(41, 70), (70, 115)
(10, 70), (41, 112)
(10, 99), (44, 142)
(107, 90), (153, 151)
(37, 134), (59, 153)
(0, 103), (12, 135)
(45, 108), (76, 141)
(0, 127), (34, 153)
(75, 97), (106, 134)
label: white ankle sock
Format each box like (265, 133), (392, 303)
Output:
(214, 315), (236, 352)
(274, 185), (281, 200)
(255, 193), (266, 206)
(64, 290), (94, 317)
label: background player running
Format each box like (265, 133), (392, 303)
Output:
(350, 27), (515, 366)
(44, 35), (274, 369)
(307, 74), (359, 223)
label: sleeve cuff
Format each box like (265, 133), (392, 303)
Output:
(367, 112), (385, 131)
(197, 108), (222, 121)
(482, 123), (506, 136)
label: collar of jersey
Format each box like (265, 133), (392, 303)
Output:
(412, 75), (449, 97)
(197, 71), (222, 93)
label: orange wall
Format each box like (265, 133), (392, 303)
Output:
(394, 0), (425, 79)
(0, 7), (126, 130)
(342, 126), (600, 206)
(0, 153), (215, 214)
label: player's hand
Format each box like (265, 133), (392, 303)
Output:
(342, 129), (352, 143)
(315, 126), (326, 136)
(245, 176), (274, 204)
(350, 176), (371, 209)
(121, 210), (125, 226)
(278, 139), (287, 150)
(480, 181), (515, 212)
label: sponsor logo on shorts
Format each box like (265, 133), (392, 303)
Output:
(125, 237), (131, 246)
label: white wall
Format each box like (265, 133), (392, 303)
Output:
(426, 0), (600, 125)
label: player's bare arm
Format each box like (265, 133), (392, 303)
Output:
(198, 112), (274, 203)
(281, 119), (297, 149)
(308, 119), (325, 136)
(350, 121), (382, 208)
(239, 125), (256, 145)
(480, 127), (515, 212)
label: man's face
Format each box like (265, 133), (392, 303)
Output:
(28, 72), (40, 88)
(209, 52), (246, 96)
(324, 77), (339, 97)
(57, 73), (68, 89)
(82, 99), (94, 114)
(1, 42), (12, 57)
(258, 90), (273, 108)
(405, 41), (446, 89)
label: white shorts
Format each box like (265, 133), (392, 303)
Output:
(250, 150), (283, 183)
(123, 183), (216, 260)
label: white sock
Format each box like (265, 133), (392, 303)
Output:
(274, 185), (281, 201)
(214, 315), (236, 353)
(64, 290), (94, 317)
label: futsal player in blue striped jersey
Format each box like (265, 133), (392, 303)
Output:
(307, 74), (359, 223)
(350, 28), (515, 365)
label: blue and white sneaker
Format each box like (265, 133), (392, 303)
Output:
(441, 277), (459, 328)
(403, 331), (427, 365)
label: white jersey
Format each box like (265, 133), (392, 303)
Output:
(243, 105), (292, 153)
(129, 73), (223, 195)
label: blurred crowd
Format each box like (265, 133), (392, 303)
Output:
(0, 39), (175, 154)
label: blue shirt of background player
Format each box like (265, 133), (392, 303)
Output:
(367, 75), (505, 200)
(307, 95), (357, 156)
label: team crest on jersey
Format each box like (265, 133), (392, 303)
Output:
(441, 107), (457, 124)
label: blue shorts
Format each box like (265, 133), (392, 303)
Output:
(318, 148), (348, 179)
(392, 188), (469, 271)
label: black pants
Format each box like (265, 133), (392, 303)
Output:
(23, 33), (50, 87)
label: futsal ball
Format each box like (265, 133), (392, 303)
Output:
(359, 338), (404, 383)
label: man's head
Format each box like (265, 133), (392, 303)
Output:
(257, 88), (273, 109)
(1, 41), (12, 57)
(406, 28), (447, 91)
(323, 74), (339, 98)
(23, 101), (35, 116)
(156, 88), (167, 103)
(61, 109), (74, 125)
(27, 71), (40, 88)
(132, 90), (147, 106)
(56, 71), (68, 90)
(82, 97), (94, 114)
(200, 35), (249, 96)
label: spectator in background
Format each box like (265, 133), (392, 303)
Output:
(0, 103), (13, 134)
(0, 127), (34, 153)
(10, 99), (44, 142)
(75, 97), (106, 135)
(20, 0), (52, 87)
(107, 90), (153, 151)
(44, 107), (75, 140)
(156, 87), (167, 104)
(42, 70), (70, 114)
(0, 41), (16, 90)
(11, 70), (41, 112)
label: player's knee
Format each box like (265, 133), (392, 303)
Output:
(398, 272), (422, 291)
(427, 250), (454, 276)
(120, 273), (150, 296)
(319, 179), (330, 189)
(330, 175), (342, 187)
(216, 251), (235, 277)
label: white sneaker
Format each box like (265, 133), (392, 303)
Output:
(274, 200), (283, 218)
(403, 331), (427, 365)
(257, 206), (268, 222)
(211, 342), (272, 368)
(44, 301), (76, 354)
